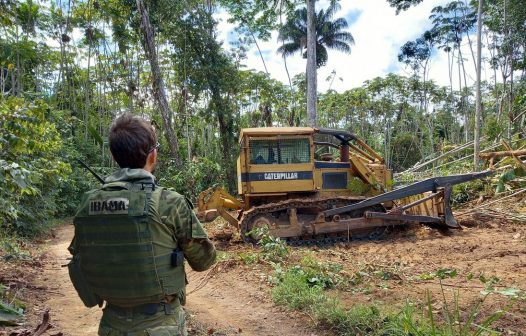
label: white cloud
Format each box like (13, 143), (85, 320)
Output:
(215, 0), (488, 93)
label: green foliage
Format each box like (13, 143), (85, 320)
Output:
(158, 157), (223, 202)
(0, 98), (71, 236)
(272, 266), (384, 335)
(348, 176), (371, 195)
(418, 268), (458, 281)
(391, 132), (421, 171)
(271, 263), (510, 335)
(277, 1), (354, 68)
(247, 226), (289, 263)
(219, 0), (297, 41)
(0, 296), (23, 327)
(451, 179), (486, 206)
(297, 256), (344, 289)
(386, 0), (424, 14)
(0, 0), (523, 246)
(238, 252), (259, 265)
(496, 168), (525, 193)
(272, 267), (325, 309)
(0, 272), (25, 326)
(1, 237), (31, 261)
(317, 303), (383, 336)
(483, 116), (505, 142)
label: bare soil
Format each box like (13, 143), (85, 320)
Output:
(0, 224), (319, 336)
(1, 206), (525, 335)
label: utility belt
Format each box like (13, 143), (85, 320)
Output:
(106, 297), (180, 316)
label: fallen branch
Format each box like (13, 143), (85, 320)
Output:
(500, 140), (526, 171)
(414, 280), (509, 289)
(455, 187), (526, 218)
(32, 310), (51, 336)
(404, 140), (477, 173)
(399, 136), (524, 177)
(472, 209), (526, 222)
(7, 310), (52, 336)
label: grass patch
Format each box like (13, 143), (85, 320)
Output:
(272, 266), (384, 335)
(271, 265), (514, 335)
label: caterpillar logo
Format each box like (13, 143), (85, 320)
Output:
(89, 198), (129, 215)
(264, 172), (298, 180)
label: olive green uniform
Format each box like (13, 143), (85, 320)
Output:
(69, 169), (216, 336)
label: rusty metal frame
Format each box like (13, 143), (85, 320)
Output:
(310, 217), (406, 235)
(323, 170), (493, 217)
(364, 211), (443, 223)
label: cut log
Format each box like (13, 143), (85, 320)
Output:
(479, 149), (526, 159)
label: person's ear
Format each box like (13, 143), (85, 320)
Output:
(148, 150), (157, 165)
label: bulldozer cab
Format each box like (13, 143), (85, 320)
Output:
(238, 127), (315, 195)
(237, 127), (391, 198)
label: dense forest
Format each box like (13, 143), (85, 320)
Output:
(0, 0), (525, 236)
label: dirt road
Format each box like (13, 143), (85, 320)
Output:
(5, 210), (525, 335)
(34, 224), (317, 336)
(35, 224), (101, 335)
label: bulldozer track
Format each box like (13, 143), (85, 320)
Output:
(239, 196), (386, 243)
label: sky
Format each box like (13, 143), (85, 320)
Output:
(214, 0), (486, 93)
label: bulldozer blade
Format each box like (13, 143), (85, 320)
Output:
(442, 185), (461, 228)
(324, 170), (493, 217)
(364, 211), (443, 223)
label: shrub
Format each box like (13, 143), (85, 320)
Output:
(157, 157), (223, 202)
(451, 179), (486, 206)
(0, 97), (71, 236)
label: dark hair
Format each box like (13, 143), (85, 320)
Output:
(108, 113), (157, 168)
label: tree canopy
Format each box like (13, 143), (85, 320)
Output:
(0, 0), (525, 236)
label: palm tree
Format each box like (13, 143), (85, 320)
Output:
(278, 2), (354, 68)
(278, 1), (354, 126)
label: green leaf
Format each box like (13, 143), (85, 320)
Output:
(88, 126), (103, 146)
(0, 300), (22, 316)
(0, 311), (20, 326)
(496, 288), (522, 297)
(11, 171), (27, 190)
(436, 268), (457, 279)
(496, 169), (516, 193)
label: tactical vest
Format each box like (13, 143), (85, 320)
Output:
(73, 181), (186, 307)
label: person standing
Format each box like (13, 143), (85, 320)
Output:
(68, 113), (216, 335)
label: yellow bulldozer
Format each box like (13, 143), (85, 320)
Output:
(197, 127), (490, 242)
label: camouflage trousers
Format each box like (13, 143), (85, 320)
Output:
(98, 301), (187, 336)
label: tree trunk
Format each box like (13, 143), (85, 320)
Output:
(447, 48), (453, 94)
(508, 60), (514, 141)
(15, 26), (21, 97)
(283, 56), (296, 126)
(250, 29), (269, 75)
(306, 0), (317, 127)
(136, 0), (180, 163)
(85, 30), (92, 141)
(474, 0), (483, 170)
